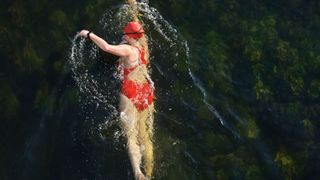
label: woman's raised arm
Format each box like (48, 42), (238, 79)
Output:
(79, 30), (130, 57)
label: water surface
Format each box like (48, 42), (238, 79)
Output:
(0, 0), (319, 179)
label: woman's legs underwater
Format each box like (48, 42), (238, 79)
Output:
(119, 94), (145, 179)
(120, 94), (155, 179)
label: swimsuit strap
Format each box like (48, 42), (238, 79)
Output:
(123, 46), (140, 76)
(123, 65), (138, 76)
(123, 45), (147, 76)
(132, 46), (148, 65)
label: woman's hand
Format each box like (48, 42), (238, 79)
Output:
(79, 30), (90, 38)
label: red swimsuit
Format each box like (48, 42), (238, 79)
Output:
(121, 46), (154, 111)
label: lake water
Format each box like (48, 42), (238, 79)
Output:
(1, 0), (319, 180)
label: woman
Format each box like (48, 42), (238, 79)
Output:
(79, 21), (154, 180)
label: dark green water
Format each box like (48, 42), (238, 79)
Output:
(1, 0), (320, 179)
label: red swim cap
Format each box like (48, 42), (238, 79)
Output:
(123, 21), (144, 39)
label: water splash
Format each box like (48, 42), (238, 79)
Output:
(135, 2), (232, 131)
(69, 33), (119, 125)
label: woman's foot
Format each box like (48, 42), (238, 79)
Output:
(135, 172), (146, 180)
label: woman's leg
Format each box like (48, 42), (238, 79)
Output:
(119, 94), (145, 179)
(138, 103), (155, 178)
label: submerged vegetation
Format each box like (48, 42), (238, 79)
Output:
(0, 0), (319, 179)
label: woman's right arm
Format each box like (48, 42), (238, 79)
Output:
(79, 30), (130, 57)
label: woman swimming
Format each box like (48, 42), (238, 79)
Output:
(79, 21), (155, 180)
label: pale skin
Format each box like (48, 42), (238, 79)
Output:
(79, 30), (154, 180)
